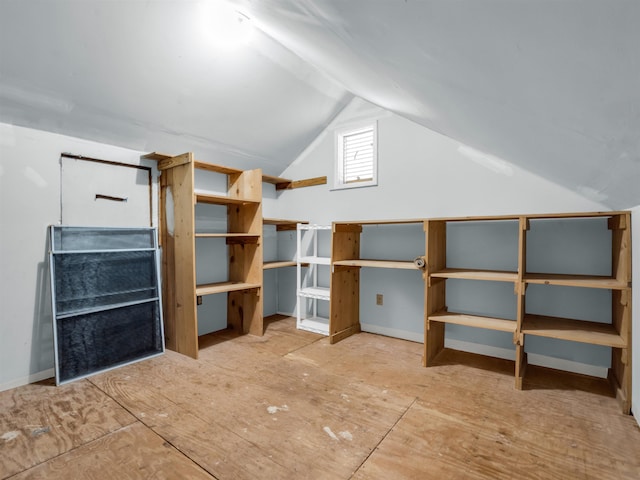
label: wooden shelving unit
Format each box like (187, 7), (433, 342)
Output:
(262, 219), (308, 272)
(143, 152), (325, 359)
(423, 216), (522, 372)
(330, 212), (632, 413)
(424, 211), (632, 413)
(329, 219), (425, 344)
(143, 152), (263, 359)
(521, 314), (626, 348)
(263, 218), (308, 320)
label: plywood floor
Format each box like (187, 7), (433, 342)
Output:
(1, 315), (639, 479)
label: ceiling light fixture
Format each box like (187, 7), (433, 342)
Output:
(201, 1), (254, 51)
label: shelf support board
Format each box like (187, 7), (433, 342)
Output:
(275, 176), (327, 190)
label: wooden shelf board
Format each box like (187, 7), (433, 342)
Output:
(524, 273), (628, 290)
(195, 233), (260, 244)
(195, 233), (259, 238)
(332, 259), (417, 270)
(431, 268), (518, 283)
(263, 218), (308, 226)
(193, 160), (243, 176)
(195, 192), (260, 206)
(334, 219), (425, 226)
(196, 281), (261, 296)
(522, 314), (625, 347)
(262, 174), (292, 185)
(429, 311), (517, 333)
(275, 176), (327, 190)
(431, 215), (521, 223)
(263, 261), (296, 269)
(429, 211), (628, 222)
(263, 218), (308, 231)
(331, 212), (628, 226)
(525, 211), (628, 220)
(141, 152), (172, 161)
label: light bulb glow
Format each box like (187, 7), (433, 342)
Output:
(200, 1), (254, 51)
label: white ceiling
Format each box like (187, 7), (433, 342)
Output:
(1, 0), (639, 208)
(0, 0), (352, 172)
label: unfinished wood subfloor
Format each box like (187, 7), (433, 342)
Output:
(1, 315), (639, 479)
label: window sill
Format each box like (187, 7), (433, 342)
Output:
(331, 181), (378, 191)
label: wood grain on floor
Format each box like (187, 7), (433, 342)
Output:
(1, 316), (639, 479)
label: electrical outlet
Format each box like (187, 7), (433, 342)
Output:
(376, 294), (383, 306)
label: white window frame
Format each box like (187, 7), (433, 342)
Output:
(334, 121), (378, 190)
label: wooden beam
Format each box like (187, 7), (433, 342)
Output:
(194, 160), (243, 176)
(262, 174), (292, 185)
(275, 176), (327, 190)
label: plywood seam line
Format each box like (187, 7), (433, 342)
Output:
(283, 335), (327, 358)
(348, 397), (418, 480)
(84, 378), (217, 480)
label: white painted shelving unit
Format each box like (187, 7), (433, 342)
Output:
(296, 224), (331, 335)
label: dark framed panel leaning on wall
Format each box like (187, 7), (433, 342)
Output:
(49, 226), (164, 384)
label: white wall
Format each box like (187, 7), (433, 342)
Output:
(632, 205), (640, 424)
(274, 99), (619, 376)
(0, 123), (158, 391)
(278, 99), (608, 223)
(0, 123), (292, 391)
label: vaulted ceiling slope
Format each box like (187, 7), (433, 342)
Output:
(0, 0), (352, 173)
(235, 0), (640, 209)
(1, 1), (639, 209)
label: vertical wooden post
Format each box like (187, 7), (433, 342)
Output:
(515, 217), (528, 389)
(424, 220), (446, 366)
(329, 223), (362, 344)
(163, 153), (198, 359)
(609, 212), (632, 413)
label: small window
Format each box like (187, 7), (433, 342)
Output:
(334, 122), (377, 189)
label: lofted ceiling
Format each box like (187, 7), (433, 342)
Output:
(1, 0), (639, 208)
(0, 0), (352, 173)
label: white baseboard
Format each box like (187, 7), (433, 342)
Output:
(445, 338), (608, 379)
(0, 368), (54, 393)
(527, 353), (608, 379)
(445, 338), (515, 361)
(276, 310), (295, 317)
(354, 331), (607, 379)
(360, 323), (422, 343)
